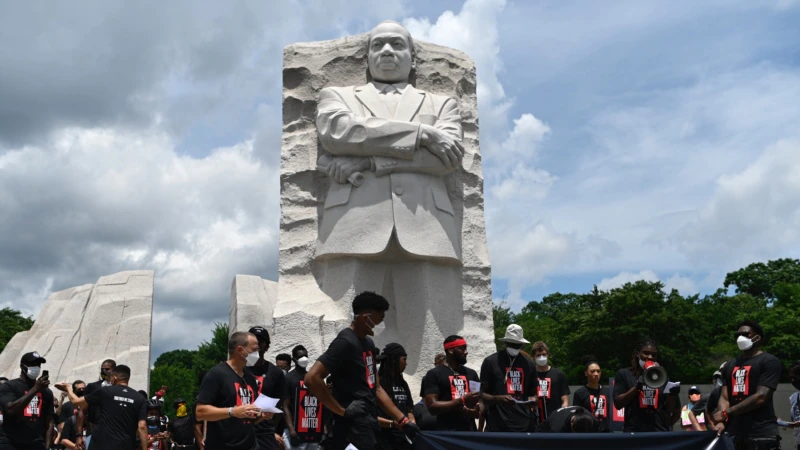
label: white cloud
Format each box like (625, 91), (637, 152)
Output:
(664, 273), (698, 295)
(597, 270), (660, 291)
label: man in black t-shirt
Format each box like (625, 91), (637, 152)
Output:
(196, 331), (273, 450)
(479, 324), (537, 432)
(536, 406), (605, 433)
(282, 345), (322, 450)
(0, 351), (55, 450)
(77, 358), (116, 448)
(613, 339), (680, 432)
(248, 326), (287, 450)
(713, 320), (782, 450)
(422, 335), (481, 431)
(168, 398), (197, 449)
(531, 341), (570, 423)
(56, 364), (147, 450)
(305, 291), (416, 450)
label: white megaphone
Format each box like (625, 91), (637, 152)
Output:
(642, 361), (668, 389)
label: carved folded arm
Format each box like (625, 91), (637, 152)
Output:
(316, 88), (420, 160)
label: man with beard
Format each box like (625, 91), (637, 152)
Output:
(479, 325), (537, 432)
(305, 291), (416, 450)
(76, 359), (116, 448)
(0, 352), (54, 450)
(422, 335), (481, 431)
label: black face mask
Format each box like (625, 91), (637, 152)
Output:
(75, 389), (85, 397)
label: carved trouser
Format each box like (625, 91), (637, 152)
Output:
(315, 234), (463, 395)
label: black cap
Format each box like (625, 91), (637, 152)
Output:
(173, 398), (186, 408)
(20, 352), (46, 366)
(689, 386), (701, 394)
(377, 343), (406, 361)
(248, 326), (270, 343)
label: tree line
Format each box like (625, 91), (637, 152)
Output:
(492, 258), (800, 385)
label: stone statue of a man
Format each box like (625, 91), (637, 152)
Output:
(313, 21), (467, 375)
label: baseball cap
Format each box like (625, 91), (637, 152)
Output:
(173, 397), (187, 408)
(248, 326), (270, 343)
(20, 352), (46, 366)
(689, 386), (701, 394)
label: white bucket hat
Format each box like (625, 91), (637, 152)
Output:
(499, 324), (530, 345)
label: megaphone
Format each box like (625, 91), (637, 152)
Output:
(642, 361), (668, 389)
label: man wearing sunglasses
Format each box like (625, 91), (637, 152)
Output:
(713, 321), (782, 450)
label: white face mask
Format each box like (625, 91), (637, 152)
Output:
(25, 366), (41, 380)
(535, 356), (548, 367)
(638, 358), (647, 369)
(737, 335), (754, 351)
(507, 347), (520, 357)
(296, 356), (310, 368)
(365, 315), (386, 334)
(245, 351), (260, 367)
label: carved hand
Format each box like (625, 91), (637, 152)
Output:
(326, 156), (371, 184)
(420, 124), (464, 170)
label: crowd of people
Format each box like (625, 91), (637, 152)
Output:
(0, 291), (798, 450)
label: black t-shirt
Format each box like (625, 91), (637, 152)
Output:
(705, 386), (722, 417)
(58, 401), (78, 425)
(535, 367), (570, 421)
(613, 368), (669, 432)
(251, 361), (286, 440)
(421, 364), (480, 431)
(536, 406), (604, 433)
(722, 352), (781, 438)
(168, 414), (196, 445)
(84, 384), (145, 450)
(61, 415), (77, 445)
(479, 351), (537, 432)
(317, 328), (379, 408)
(83, 380), (107, 428)
(573, 385), (611, 431)
(285, 370), (323, 442)
(379, 378), (413, 446)
(0, 379), (54, 448)
(196, 362), (260, 450)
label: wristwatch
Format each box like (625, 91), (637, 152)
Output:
(228, 407), (234, 418)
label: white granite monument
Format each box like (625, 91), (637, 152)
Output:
(243, 21), (495, 396)
(229, 274), (278, 336)
(0, 270), (154, 392)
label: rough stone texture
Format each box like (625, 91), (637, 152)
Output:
(229, 275), (278, 335)
(0, 271), (154, 393)
(273, 33), (495, 397)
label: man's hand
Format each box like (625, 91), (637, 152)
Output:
(344, 399), (370, 419)
(326, 156), (371, 184)
(261, 411), (274, 420)
(75, 435), (85, 450)
(420, 124), (464, 170)
(33, 376), (51, 392)
(54, 382), (70, 392)
(289, 431), (302, 448)
(274, 433), (285, 450)
(402, 420), (419, 439)
(232, 405), (261, 419)
(712, 410), (726, 424)
(712, 421), (726, 436)
(463, 391), (480, 409)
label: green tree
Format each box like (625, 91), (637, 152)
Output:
(194, 322), (229, 374)
(724, 258), (800, 300)
(149, 364), (198, 419)
(154, 349), (197, 369)
(0, 308), (34, 353)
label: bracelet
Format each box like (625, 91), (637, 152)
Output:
(722, 410), (730, 422)
(461, 396), (467, 407)
(398, 416), (409, 426)
(228, 407), (234, 418)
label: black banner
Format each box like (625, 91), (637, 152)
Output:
(417, 431), (733, 450)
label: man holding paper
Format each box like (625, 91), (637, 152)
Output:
(479, 325), (538, 432)
(196, 332), (274, 450)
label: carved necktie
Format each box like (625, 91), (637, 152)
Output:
(381, 84), (401, 117)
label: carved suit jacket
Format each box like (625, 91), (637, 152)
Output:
(314, 82), (462, 264)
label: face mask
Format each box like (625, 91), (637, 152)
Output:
(176, 405), (188, 417)
(245, 350), (260, 367)
(75, 390), (85, 397)
(737, 335), (755, 351)
(100, 370), (109, 380)
(25, 366), (41, 380)
(638, 357), (647, 369)
(506, 347), (520, 357)
(365, 314), (385, 333)
(296, 356), (310, 368)
(535, 356), (548, 367)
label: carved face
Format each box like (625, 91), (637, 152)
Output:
(368, 22), (413, 83)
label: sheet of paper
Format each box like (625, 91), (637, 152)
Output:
(513, 399), (537, 405)
(665, 381), (681, 394)
(345, 445), (359, 450)
(468, 380), (481, 393)
(254, 394), (283, 413)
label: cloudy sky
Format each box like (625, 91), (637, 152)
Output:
(2, 0), (799, 359)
